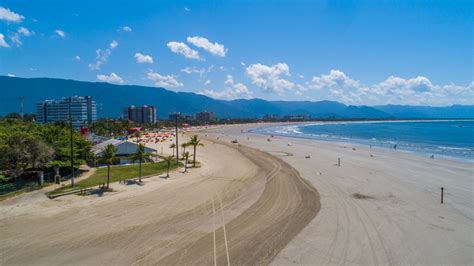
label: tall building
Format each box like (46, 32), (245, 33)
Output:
(195, 111), (216, 123)
(123, 105), (156, 124)
(168, 112), (181, 121)
(36, 96), (97, 128)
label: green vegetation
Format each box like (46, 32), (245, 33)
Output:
(99, 144), (117, 189)
(0, 116), (92, 197)
(169, 143), (176, 157)
(188, 135), (204, 167)
(49, 160), (180, 195)
(129, 143), (153, 182)
(163, 156), (173, 178)
(182, 151), (190, 173)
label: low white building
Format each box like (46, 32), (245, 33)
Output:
(92, 139), (157, 164)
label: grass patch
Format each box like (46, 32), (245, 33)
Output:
(49, 160), (181, 196)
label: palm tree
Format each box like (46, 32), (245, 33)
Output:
(188, 135), (204, 167)
(100, 144), (117, 189)
(164, 155), (173, 178)
(132, 131), (142, 143)
(180, 143), (188, 159)
(183, 151), (190, 173)
(169, 143), (176, 157)
(130, 143), (153, 182)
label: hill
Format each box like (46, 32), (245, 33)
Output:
(1, 76), (472, 119)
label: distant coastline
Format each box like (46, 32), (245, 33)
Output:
(251, 120), (474, 161)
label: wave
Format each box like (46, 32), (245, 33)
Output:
(437, 146), (473, 151)
(253, 121), (474, 160)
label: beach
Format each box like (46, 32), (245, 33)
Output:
(0, 123), (473, 265)
(206, 123), (473, 265)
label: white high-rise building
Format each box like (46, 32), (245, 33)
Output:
(36, 96), (97, 128)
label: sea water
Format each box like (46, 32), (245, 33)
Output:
(253, 120), (474, 160)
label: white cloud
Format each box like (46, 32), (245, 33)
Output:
(200, 75), (252, 100)
(310, 69), (360, 90)
(134, 52), (153, 64)
(180, 66), (213, 78)
(241, 62), (246, 66)
(180, 67), (196, 74)
(184, 7), (191, 12)
(147, 71), (183, 88)
(55, 30), (65, 38)
(89, 40), (118, 70)
(9, 33), (21, 46)
(8, 27), (33, 47)
(246, 63), (294, 94)
(97, 73), (124, 84)
(187, 36), (227, 57)
(0, 33), (10, 48)
(167, 41), (200, 60)
(7, 73), (15, 77)
(18, 27), (32, 36)
(74, 55), (81, 61)
(0, 7), (24, 23)
(110, 40), (118, 49)
(306, 69), (474, 106)
(204, 80), (211, 85)
(121, 26), (132, 32)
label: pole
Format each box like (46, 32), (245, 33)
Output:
(175, 113), (179, 165)
(441, 187), (444, 204)
(338, 157), (341, 167)
(19, 96), (24, 118)
(69, 97), (75, 187)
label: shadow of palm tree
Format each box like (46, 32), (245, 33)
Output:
(124, 179), (145, 186)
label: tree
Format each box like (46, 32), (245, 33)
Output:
(164, 155), (173, 178)
(0, 133), (31, 177)
(130, 143), (153, 182)
(182, 151), (190, 173)
(169, 143), (176, 157)
(0, 120), (91, 183)
(180, 143), (188, 159)
(28, 138), (54, 169)
(187, 135), (204, 167)
(100, 144), (117, 189)
(132, 131), (142, 143)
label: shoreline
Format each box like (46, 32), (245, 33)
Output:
(249, 121), (474, 162)
(201, 123), (473, 264)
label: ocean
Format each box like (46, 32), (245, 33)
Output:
(253, 120), (474, 160)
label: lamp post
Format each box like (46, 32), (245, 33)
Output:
(69, 97), (75, 187)
(175, 113), (179, 165)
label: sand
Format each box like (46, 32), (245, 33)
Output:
(0, 132), (319, 265)
(1, 123), (472, 265)
(204, 123), (473, 265)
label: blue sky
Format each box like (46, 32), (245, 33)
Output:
(0, 0), (472, 106)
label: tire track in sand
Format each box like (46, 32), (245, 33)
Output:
(157, 144), (321, 265)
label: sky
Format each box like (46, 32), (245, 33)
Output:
(0, 0), (473, 106)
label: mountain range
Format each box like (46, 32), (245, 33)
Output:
(1, 76), (473, 119)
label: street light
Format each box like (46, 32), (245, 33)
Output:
(69, 97), (75, 187)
